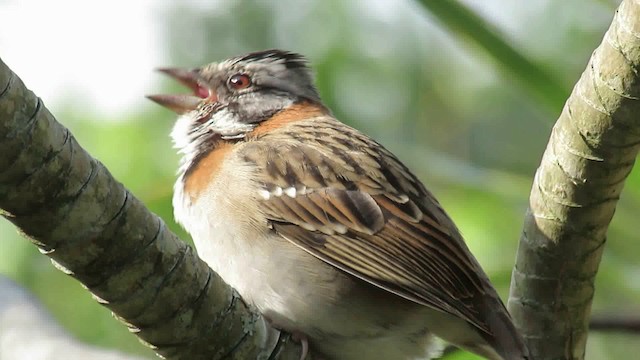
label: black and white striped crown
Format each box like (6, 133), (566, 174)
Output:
(232, 49), (309, 69)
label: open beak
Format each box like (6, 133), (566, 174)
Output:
(147, 67), (217, 114)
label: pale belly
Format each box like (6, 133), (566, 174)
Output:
(173, 160), (441, 359)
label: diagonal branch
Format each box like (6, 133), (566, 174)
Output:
(508, 0), (640, 359)
(0, 57), (304, 359)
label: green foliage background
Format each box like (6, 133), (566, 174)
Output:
(1, 0), (638, 359)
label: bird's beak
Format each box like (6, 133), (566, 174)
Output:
(146, 67), (218, 114)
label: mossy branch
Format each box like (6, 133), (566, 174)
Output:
(508, 1), (640, 359)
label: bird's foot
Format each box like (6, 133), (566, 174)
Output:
(291, 331), (309, 360)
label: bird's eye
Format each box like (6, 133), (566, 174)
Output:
(227, 73), (252, 90)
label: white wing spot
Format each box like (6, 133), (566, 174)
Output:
(272, 187), (283, 197)
(258, 189), (271, 200)
(284, 187), (297, 198)
(333, 224), (348, 234)
(300, 223), (317, 231)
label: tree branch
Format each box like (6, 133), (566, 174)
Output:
(0, 57), (304, 359)
(508, 0), (640, 359)
(590, 314), (640, 333)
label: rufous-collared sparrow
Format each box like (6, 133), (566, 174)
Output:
(148, 50), (529, 360)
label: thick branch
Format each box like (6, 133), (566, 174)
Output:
(0, 58), (304, 359)
(508, 1), (640, 359)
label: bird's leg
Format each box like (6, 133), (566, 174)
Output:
(291, 331), (309, 360)
(263, 316), (312, 360)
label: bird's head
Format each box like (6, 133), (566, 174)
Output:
(148, 50), (321, 152)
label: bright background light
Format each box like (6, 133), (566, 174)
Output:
(0, 0), (163, 115)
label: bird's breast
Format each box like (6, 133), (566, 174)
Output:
(172, 142), (443, 360)
(180, 141), (235, 202)
(173, 149), (345, 332)
(174, 147), (277, 300)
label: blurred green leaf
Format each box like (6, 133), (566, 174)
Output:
(417, 0), (571, 114)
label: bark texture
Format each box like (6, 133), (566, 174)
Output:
(0, 57), (303, 359)
(507, 1), (640, 359)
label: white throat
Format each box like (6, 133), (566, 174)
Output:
(170, 108), (253, 176)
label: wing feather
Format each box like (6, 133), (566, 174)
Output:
(242, 118), (498, 334)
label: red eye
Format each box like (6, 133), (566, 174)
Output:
(227, 73), (252, 90)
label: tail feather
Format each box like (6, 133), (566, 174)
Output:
(479, 297), (530, 360)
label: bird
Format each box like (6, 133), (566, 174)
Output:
(148, 49), (530, 360)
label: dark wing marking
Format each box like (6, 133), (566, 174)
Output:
(242, 117), (499, 334)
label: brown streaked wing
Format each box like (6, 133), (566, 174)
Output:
(241, 118), (494, 333)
